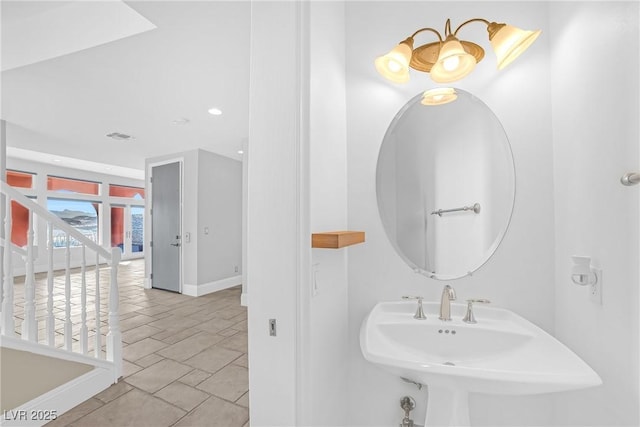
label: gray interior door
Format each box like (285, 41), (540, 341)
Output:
(151, 162), (181, 292)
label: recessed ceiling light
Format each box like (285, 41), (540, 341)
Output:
(208, 107), (222, 116)
(237, 150), (244, 154)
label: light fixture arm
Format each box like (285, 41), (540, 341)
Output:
(409, 27), (443, 43)
(452, 18), (491, 36)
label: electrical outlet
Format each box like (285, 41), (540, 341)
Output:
(589, 268), (602, 304)
(234, 265), (239, 273)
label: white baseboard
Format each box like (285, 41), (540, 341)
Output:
(143, 277), (151, 289)
(241, 293), (248, 307)
(182, 275), (242, 297)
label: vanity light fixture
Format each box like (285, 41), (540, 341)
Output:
(422, 87), (457, 106)
(375, 18), (541, 83)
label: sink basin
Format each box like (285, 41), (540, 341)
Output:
(360, 300), (602, 426)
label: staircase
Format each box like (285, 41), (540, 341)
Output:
(1, 180), (122, 425)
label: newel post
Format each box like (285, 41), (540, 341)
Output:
(106, 247), (122, 381)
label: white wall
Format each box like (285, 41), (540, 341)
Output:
(306, 2), (349, 425)
(345, 2), (555, 425)
(197, 149), (242, 285)
(550, 2), (640, 426)
(247, 2), (307, 425)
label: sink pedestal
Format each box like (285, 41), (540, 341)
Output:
(424, 386), (470, 427)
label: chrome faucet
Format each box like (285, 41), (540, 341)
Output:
(439, 285), (456, 321)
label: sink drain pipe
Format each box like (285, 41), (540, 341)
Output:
(400, 396), (423, 427)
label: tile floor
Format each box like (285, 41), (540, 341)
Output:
(12, 258), (249, 427)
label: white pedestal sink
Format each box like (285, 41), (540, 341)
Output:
(360, 301), (602, 427)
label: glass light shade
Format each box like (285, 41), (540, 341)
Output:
(430, 36), (476, 83)
(375, 41), (413, 83)
(421, 87), (457, 106)
(490, 24), (541, 70)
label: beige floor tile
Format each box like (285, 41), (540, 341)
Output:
(135, 352), (164, 368)
(157, 331), (224, 362)
(122, 324), (163, 344)
(119, 314), (156, 332)
(94, 381), (133, 404)
(194, 317), (235, 334)
(178, 369), (212, 387)
(197, 364), (248, 402)
(219, 332), (248, 353)
(217, 327), (239, 337)
(232, 354), (249, 368)
(173, 396), (248, 427)
(44, 398), (103, 426)
(69, 388), (185, 427)
(154, 382), (210, 412)
(151, 326), (200, 344)
(134, 305), (173, 317)
(210, 306), (246, 320)
(236, 391), (249, 408)
(147, 314), (200, 331)
(122, 337), (168, 362)
(121, 360), (143, 378)
(183, 345), (242, 374)
(125, 359), (193, 393)
(231, 319), (248, 332)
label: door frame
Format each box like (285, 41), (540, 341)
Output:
(145, 157), (184, 292)
(111, 204), (145, 261)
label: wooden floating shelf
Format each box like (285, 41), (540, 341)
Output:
(312, 231), (365, 249)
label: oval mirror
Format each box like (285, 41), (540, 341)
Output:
(376, 88), (515, 280)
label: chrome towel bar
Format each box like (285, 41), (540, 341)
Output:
(621, 172), (640, 186)
(431, 203), (481, 217)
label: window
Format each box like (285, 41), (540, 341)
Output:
(48, 176), (99, 195)
(109, 184), (144, 199)
(6, 170), (35, 246)
(47, 199), (100, 247)
(6, 170), (34, 189)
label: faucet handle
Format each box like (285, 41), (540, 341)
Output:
(443, 284), (456, 300)
(401, 296), (426, 320)
(462, 299), (491, 324)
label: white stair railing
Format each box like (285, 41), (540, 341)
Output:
(0, 181), (122, 381)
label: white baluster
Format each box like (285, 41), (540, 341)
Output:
(106, 247), (121, 380)
(46, 223), (55, 346)
(2, 199), (14, 337)
(22, 209), (37, 342)
(64, 236), (72, 351)
(80, 245), (88, 354)
(94, 251), (102, 358)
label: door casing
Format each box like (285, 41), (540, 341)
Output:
(146, 158), (183, 292)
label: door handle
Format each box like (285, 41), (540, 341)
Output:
(170, 243), (181, 247)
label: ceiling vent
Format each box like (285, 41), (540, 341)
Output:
(106, 132), (134, 140)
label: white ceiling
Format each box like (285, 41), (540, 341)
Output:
(1, 1), (251, 172)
